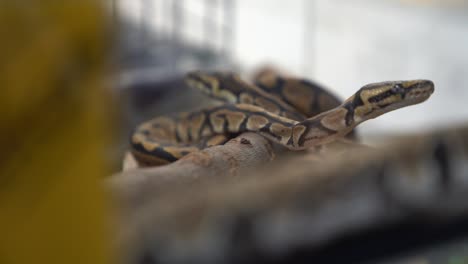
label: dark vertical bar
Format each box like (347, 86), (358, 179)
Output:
(110, 0), (120, 72)
(177, 0), (185, 70)
(140, 0), (147, 47)
(111, 0), (118, 26)
(140, 0), (154, 71)
(171, 0), (182, 72)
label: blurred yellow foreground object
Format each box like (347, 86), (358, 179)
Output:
(0, 2), (113, 264)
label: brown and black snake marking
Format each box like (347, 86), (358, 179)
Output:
(185, 71), (305, 121)
(131, 72), (434, 166)
(253, 72), (358, 139)
(254, 73), (342, 117)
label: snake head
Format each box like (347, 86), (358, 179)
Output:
(349, 80), (434, 120)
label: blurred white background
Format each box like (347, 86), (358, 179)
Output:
(117, 0), (468, 136)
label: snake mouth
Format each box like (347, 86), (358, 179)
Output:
(404, 80), (434, 103)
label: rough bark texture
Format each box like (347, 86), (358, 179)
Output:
(109, 132), (275, 212)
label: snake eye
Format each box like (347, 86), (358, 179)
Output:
(391, 84), (404, 94)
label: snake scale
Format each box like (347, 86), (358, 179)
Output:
(131, 71), (434, 166)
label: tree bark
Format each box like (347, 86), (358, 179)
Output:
(108, 132), (275, 211)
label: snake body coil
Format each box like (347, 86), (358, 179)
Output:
(131, 71), (434, 166)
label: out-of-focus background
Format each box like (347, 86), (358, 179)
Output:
(2, 1), (468, 264)
(113, 0), (468, 140)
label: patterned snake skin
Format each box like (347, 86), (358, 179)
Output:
(130, 71), (434, 166)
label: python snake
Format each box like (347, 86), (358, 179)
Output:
(130, 71), (434, 166)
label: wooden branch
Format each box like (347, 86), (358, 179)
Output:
(109, 125), (468, 264)
(108, 132), (275, 211)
